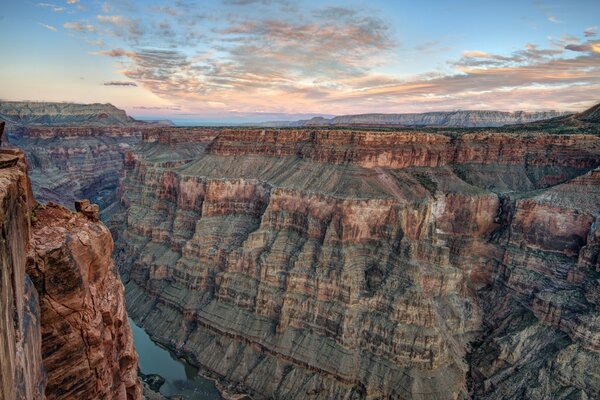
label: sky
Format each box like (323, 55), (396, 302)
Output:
(0, 0), (599, 123)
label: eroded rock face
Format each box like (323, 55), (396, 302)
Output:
(0, 121), (141, 400)
(4, 125), (145, 208)
(27, 203), (142, 400)
(0, 147), (45, 400)
(469, 168), (600, 400)
(111, 126), (600, 399)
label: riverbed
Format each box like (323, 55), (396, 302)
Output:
(129, 318), (223, 399)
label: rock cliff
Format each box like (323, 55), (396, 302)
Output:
(0, 122), (142, 400)
(109, 113), (600, 399)
(7, 101), (600, 399)
(4, 125), (145, 208)
(0, 139), (45, 400)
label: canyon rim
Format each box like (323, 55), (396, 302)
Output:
(1, 1), (600, 399)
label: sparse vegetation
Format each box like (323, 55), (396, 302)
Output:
(412, 173), (437, 196)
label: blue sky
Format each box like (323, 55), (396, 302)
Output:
(0, 0), (598, 122)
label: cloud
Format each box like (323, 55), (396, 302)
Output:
(462, 50), (492, 58)
(103, 81), (138, 86)
(86, 2), (600, 114)
(547, 15), (560, 23)
(94, 48), (135, 57)
(38, 2), (65, 12)
(96, 14), (142, 40)
(97, 15), (130, 25)
(66, 0), (78, 3)
(565, 44), (592, 52)
(38, 23), (57, 31)
(134, 105), (182, 110)
(63, 21), (96, 32)
(585, 26), (598, 37)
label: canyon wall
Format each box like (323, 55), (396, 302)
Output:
(0, 144), (45, 400)
(0, 123), (142, 400)
(5, 100), (599, 399)
(4, 125), (145, 208)
(111, 126), (600, 399)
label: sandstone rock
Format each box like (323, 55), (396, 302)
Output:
(0, 147), (45, 400)
(7, 102), (600, 399)
(0, 119), (142, 400)
(75, 198), (100, 221)
(109, 126), (600, 400)
(28, 204), (142, 400)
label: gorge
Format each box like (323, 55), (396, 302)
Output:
(1, 101), (600, 399)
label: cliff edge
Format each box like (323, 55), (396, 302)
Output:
(0, 122), (141, 400)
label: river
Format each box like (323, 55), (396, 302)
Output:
(129, 318), (223, 399)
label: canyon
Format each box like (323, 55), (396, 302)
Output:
(2, 101), (600, 399)
(0, 121), (142, 399)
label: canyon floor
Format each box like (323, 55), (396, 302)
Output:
(2, 102), (600, 399)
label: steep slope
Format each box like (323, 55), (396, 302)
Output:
(470, 169), (600, 399)
(4, 125), (145, 207)
(28, 203), (142, 400)
(110, 127), (600, 399)
(0, 123), (142, 400)
(0, 144), (45, 400)
(576, 102), (600, 123)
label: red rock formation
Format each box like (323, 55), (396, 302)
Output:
(27, 203), (141, 400)
(0, 147), (45, 400)
(0, 123), (141, 400)
(111, 126), (600, 400)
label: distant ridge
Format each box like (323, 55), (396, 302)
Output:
(252, 109), (568, 128)
(577, 102), (600, 123)
(0, 101), (142, 126)
(524, 101), (600, 127)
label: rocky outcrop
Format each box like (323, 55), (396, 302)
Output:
(27, 202), (141, 400)
(0, 146), (45, 400)
(111, 123), (600, 399)
(255, 110), (567, 128)
(0, 120), (141, 400)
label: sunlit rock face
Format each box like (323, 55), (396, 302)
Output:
(27, 203), (142, 400)
(109, 125), (600, 399)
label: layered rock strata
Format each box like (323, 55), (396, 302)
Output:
(0, 122), (141, 399)
(28, 202), (142, 400)
(112, 125), (600, 399)
(0, 144), (44, 400)
(3, 125), (145, 208)
(0, 101), (138, 126)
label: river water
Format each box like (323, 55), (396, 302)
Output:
(129, 318), (223, 399)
